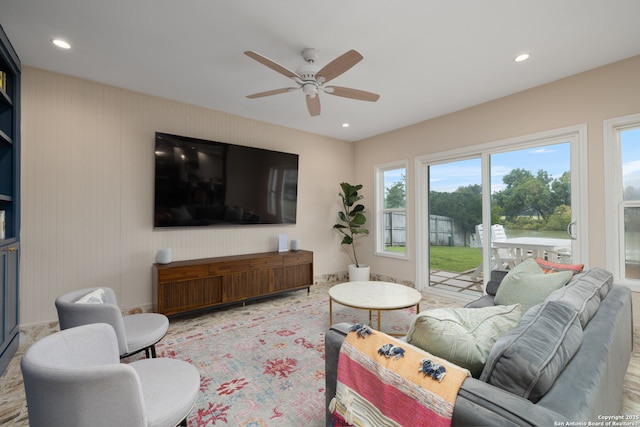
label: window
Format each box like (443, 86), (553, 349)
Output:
(376, 161), (408, 258)
(604, 113), (640, 289)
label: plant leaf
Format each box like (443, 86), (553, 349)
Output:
(351, 212), (366, 225)
(352, 229), (369, 235)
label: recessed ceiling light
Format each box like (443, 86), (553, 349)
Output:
(52, 39), (71, 49)
(514, 53), (530, 62)
(342, 123), (350, 128)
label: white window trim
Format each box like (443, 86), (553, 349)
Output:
(415, 124), (589, 292)
(375, 160), (409, 260)
(604, 112), (640, 291)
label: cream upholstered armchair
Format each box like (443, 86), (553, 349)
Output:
(21, 323), (200, 427)
(55, 287), (169, 358)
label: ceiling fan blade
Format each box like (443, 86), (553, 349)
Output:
(246, 87), (299, 99)
(306, 95), (321, 116)
(324, 86), (380, 102)
(315, 49), (363, 84)
(244, 51), (301, 79)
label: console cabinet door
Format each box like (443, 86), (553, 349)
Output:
(223, 269), (272, 302)
(157, 276), (223, 316)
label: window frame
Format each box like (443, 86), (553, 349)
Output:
(604, 112), (640, 290)
(375, 160), (409, 260)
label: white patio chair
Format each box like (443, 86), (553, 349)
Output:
(470, 224), (516, 281)
(470, 224), (485, 280)
(490, 224), (517, 269)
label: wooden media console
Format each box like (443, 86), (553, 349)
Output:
(152, 250), (313, 316)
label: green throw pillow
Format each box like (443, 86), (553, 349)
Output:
(494, 258), (572, 312)
(406, 304), (522, 377)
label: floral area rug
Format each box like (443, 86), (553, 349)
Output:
(154, 288), (420, 427)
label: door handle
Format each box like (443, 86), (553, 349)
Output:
(567, 220), (578, 240)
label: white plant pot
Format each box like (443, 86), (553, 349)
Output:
(348, 264), (370, 282)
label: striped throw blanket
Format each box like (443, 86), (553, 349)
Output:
(329, 327), (470, 427)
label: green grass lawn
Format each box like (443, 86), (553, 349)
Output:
(387, 229), (571, 273)
(385, 245), (482, 273)
(429, 246), (482, 272)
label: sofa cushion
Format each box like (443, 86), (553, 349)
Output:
(567, 267), (613, 300)
(480, 301), (583, 403)
(406, 304), (522, 377)
(464, 295), (495, 309)
(545, 279), (601, 328)
(494, 258), (573, 312)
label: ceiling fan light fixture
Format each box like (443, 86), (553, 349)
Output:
(302, 83), (318, 97)
(296, 62), (320, 81)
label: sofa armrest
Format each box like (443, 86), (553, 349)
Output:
(325, 322), (562, 427)
(453, 378), (561, 426)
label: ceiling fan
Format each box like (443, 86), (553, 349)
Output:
(244, 48), (380, 116)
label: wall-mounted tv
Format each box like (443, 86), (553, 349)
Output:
(154, 132), (298, 228)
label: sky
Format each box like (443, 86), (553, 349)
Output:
(383, 167), (405, 189)
(383, 126), (640, 196)
(429, 142), (570, 194)
(622, 127), (640, 193)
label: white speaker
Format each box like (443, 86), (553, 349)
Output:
(278, 234), (288, 252)
(156, 248), (172, 264)
(290, 239), (300, 251)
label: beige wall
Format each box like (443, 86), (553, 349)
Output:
(352, 55), (640, 322)
(20, 67), (354, 325)
(19, 56), (640, 326)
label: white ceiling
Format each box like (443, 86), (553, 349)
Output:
(2, 1), (640, 142)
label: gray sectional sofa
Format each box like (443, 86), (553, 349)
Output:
(325, 267), (633, 426)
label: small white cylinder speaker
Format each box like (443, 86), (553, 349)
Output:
(157, 248), (172, 264)
(290, 239), (300, 251)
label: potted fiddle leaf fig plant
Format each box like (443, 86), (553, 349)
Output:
(334, 182), (370, 281)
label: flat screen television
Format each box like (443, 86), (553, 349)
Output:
(154, 132), (298, 227)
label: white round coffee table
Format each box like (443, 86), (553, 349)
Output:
(328, 281), (422, 335)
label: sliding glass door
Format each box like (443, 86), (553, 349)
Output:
(417, 126), (587, 291)
(488, 142), (574, 267)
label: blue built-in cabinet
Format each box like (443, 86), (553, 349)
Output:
(0, 24), (21, 376)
